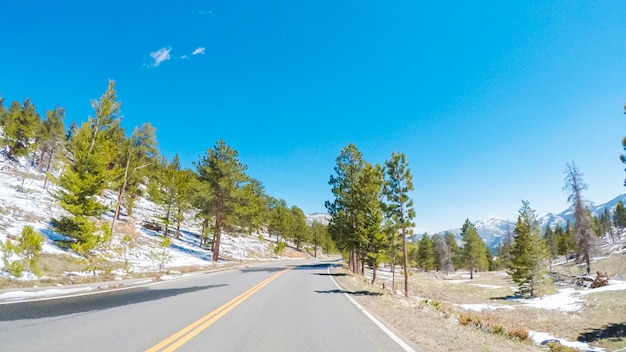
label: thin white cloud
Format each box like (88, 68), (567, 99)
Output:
(180, 55), (190, 59)
(192, 47), (205, 56)
(149, 47), (172, 67)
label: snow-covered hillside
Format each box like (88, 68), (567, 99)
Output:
(0, 153), (306, 280)
(305, 213), (330, 225)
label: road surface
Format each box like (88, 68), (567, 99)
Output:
(0, 259), (415, 351)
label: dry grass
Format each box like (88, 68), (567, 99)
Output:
(553, 250), (626, 279)
(332, 268), (544, 352)
(333, 255), (626, 352)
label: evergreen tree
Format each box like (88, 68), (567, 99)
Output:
(172, 168), (196, 239)
(237, 179), (269, 235)
(483, 241), (497, 271)
(326, 144), (366, 273)
(196, 140), (249, 262)
(497, 224), (514, 269)
(149, 155), (182, 236)
(52, 85), (118, 253)
(356, 163), (386, 283)
(191, 180), (214, 248)
(507, 200), (549, 297)
(310, 221), (328, 257)
(613, 201), (626, 238)
(268, 198), (290, 243)
(326, 144), (386, 277)
(0, 97), (6, 126)
(111, 123), (158, 232)
(383, 152), (415, 297)
(555, 225), (569, 259)
(38, 107), (66, 188)
(417, 233), (434, 271)
(460, 219), (487, 279)
(288, 205), (310, 249)
(563, 162), (595, 275)
(52, 122), (107, 250)
(543, 226), (558, 259)
(2, 98), (41, 160)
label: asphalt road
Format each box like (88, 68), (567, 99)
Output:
(0, 259), (415, 351)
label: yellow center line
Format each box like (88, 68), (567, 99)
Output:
(146, 266), (294, 352)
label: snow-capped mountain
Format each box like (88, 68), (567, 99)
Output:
(440, 216), (516, 250)
(443, 192), (626, 250)
(306, 213), (330, 225)
(539, 192), (626, 230)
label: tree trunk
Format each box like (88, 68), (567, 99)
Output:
(402, 228), (409, 297)
(391, 254), (396, 292)
(371, 263), (377, 284)
(43, 145), (55, 190)
(212, 209), (223, 262)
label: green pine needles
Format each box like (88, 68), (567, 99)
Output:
(507, 200), (549, 297)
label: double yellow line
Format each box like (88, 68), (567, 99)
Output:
(146, 266), (294, 352)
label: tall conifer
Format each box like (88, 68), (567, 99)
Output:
(507, 200), (549, 297)
(460, 219), (487, 279)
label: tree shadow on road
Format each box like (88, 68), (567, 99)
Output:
(312, 273), (348, 277)
(315, 289), (382, 296)
(0, 284), (228, 321)
(239, 266), (286, 273)
(578, 322), (626, 343)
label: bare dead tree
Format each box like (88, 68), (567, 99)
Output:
(563, 162), (595, 276)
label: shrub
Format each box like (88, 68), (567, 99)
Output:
(507, 327), (530, 341)
(1, 226), (45, 277)
(546, 342), (579, 352)
(274, 241), (286, 255)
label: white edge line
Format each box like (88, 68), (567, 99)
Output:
(327, 265), (416, 352)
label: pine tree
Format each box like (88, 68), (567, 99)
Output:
(2, 99), (41, 160)
(196, 140), (249, 262)
(267, 198), (290, 243)
(543, 226), (558, 259)
(111, 123), (158, 232)
(172, 168), (196, 239)
(326, 144), (386, 277)
(555, 226), (569, 259)
(497, 224), (514, 269)
(52, 82), (122, 253)
(355, 163), (385, 283)
(236, 179), (268, 235)
(613, 201), (626, 238)
(326, 144), (365, 273)
(310, 221), (327, 257)
(563, 162), (595, 275)
(0, 97), (6, 126)
(383, 152), (415, 297)
(288, 205), (310, 249)
(38, 107), (66, 188)
(417, 234), (434, 271)
(149, 155), (182, 237)
(507, 200), (549, 297)
(460, 219), (487, 279)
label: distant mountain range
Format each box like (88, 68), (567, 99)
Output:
(305, 213), (330, 225)
(309, 193), (626, 250)
(442, 192), (626, 250)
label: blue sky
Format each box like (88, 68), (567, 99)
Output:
(2, 1), (626, 233)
